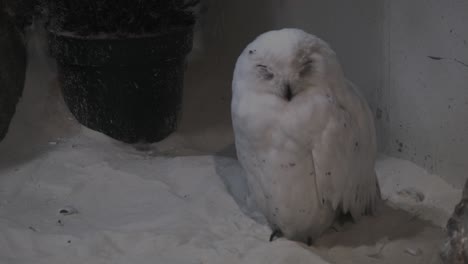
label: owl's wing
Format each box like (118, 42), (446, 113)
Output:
(312, 86), (379, 219)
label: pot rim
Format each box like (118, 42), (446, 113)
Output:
(47, 25), (194, 40)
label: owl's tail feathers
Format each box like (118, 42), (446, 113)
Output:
(346, 171), (381, 221)
(361, 175), (382, 218)
(365, 180), (383, 216)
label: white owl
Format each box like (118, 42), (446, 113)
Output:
(231, 28), (380, 245)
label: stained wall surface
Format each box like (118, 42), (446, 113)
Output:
(379, 0), (468, 186)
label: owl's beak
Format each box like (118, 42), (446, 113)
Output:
(283, 83), (293, 102)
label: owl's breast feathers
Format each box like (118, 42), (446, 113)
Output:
(233, 81), (379, 217)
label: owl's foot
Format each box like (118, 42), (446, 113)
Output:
(307, 237), (313, 246)
(337, 211), (355, 225)
(269, 229), (283, 242)
(330, 211), (355, 233)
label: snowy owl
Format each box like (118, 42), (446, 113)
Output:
(231, 28), (380, 245)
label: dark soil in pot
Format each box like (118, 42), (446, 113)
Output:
(48, 26), (193, 143)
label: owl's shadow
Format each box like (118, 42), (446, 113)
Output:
(214, 144), (436, 247)
(316, 203), (438, 247)
(214, 144), (268, 226)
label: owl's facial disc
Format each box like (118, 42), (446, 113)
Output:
(280, 57), (317, 102)
(247, 44), (323, 102)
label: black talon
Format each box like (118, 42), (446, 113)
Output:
(269, 229), (282, 242)
(307, 237), (313, 246)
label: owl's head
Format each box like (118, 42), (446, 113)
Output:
(233, 28), (345, 102)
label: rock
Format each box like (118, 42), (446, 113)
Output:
(0, 8), (27, 141)
(397, 187), (425, 202)
(440, 179), (468, 263)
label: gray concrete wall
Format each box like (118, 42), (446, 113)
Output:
(379, 0), (468, 186)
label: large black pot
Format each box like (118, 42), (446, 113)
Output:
(0, 10), (26, 142)
(48, 27), (193, 143)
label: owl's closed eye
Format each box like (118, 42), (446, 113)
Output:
(256, 64), (274, 80)
(299, 59), (315, 77)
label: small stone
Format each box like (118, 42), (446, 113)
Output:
(397, 188), (425, 202)
(405, 247), (422, 256)
(59, 206), (78, 216)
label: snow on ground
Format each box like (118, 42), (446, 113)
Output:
(0, 25), (459, 264)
